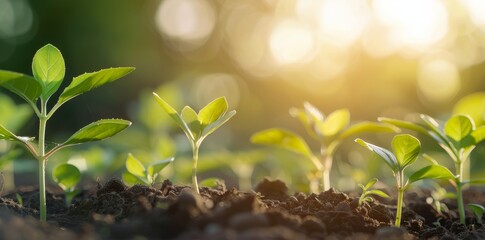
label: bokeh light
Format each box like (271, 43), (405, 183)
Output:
(269, 19), (315, 65)
(461, 0), (485, 32)
(317, 0), (370, 47)
(155, 0), (216, 50)
(417, 58), (460, 103)
(373, 0), (448, 51)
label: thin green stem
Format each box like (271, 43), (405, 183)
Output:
(38, 99), (48, 222)
(395, 187), (404, 227)
(395, 171), (405, 227)
(456, 161), (465, 224)
(192, 143), (200, 194)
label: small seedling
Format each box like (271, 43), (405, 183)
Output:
(53, 163), (81, 206)
(425, 182), (455, 215)
(251, 102), (398, 192)
(153, 94), (236, 194)
(468, 203), (485, 224)
(0, 44), (133, 221)
(123, 153), (174, 186)
(380, 114), (485, 223)
(358, 178), (390, 206)
(356, 134), (455, 227)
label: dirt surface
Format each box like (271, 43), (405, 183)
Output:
(0, 178), (484, 239)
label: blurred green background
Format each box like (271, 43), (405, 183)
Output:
(2, 0), (485, 193)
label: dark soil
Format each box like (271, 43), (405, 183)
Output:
(1, 178), (485, 239)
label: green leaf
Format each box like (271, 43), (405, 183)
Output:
(289, 104), (319, 140)
(463, 179), (485, 185)
(378, 117), (429, 136)
(367, 189), (390, 198)
(364, 178), (378, 190)
(444, 115), (475, 148)
(392, 134), (421, 170)
(32, 44), (65, 99)
(472, 126), (485, 144)
(339, 121), (400, 140)
(0, 124), (18, 141)
(453, 92), (485, 126)
(303, 102), (324, 121)
(0, 70), (42, 104)
(199, 178), (224, 188)
(468, 203), (485, 221)
(125, 153), (146, 179)
(422, 154), (439, 165)
(408, 165), (454, 185)
(147, 157), (174, 177)
(153, 93), (194, 140)
(420, 114), (451, 146)
(58, 67), (134, 104)
(201, 110), (236, 138)
(122, 172), (148, 186)
(182, 106), (201, 139)
(63, 119), (131, 146)
(198, 97), (228, 126)
(318, 108), (350, 136)
(251, 128), (314, 160)
(355, 138), (398, 172)
(52, 163), (81, 191)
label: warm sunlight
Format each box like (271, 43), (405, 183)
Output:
(269, 19), (315, 65)
(155, 0), (215, 48)
(373, 0), (448, 50)
(318, 0), (370, 47)
(417, 58), (460, 103)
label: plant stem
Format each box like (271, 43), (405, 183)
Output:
(38, 99), (48, 221)
(395, 187), (404, 227)
(456, 161), (465, 224)
(192, 143), (200, 194)
(322, 168), (330, 191)
(320, 145), (333, 191)
(395, 170), (405, 227)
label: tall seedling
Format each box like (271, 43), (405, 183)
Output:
(251, 102), (398, 192)
(0, 44), (133, 221)
(356, 134), (455, 227)
(153, 94), (236, 194)
(380, 114), (485, 223)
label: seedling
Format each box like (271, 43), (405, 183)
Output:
(356, 134), (455, 227)
(425, 182), (455, 215)
(468, 203), (485, 224)
(52, 163), (81, 206)
(251, 102), (398, 192)
(380, 114), (485, 223)
(153, 94), (236, 194)
(123, 153), (174, 186)
(0, 44), (133, 221)
(358, 178), (390, 206)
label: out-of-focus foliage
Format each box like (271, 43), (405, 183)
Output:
(2, 0), (485, 194)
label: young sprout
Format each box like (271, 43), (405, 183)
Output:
(123, 153), (174, 186)
(0, 44), (133, 221)
(52, 163), (81, 206)
(251, 102), (398, 192)
(380, 114), (485, 223)
(425, 182), (455, 215)
(356, 134), (455, 227)
(153, 94), (236, 194)
(358, 178), (390, 206)
(468, 203), (485, 224)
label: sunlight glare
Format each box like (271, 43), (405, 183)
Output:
(461, 0), (485, 31)
(318, 0), (370, 47)
(155, 0), (216, 43)
(417, 59), (460, 103)
(269, 19), (315, 65)
(373, 0), (448, 49)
